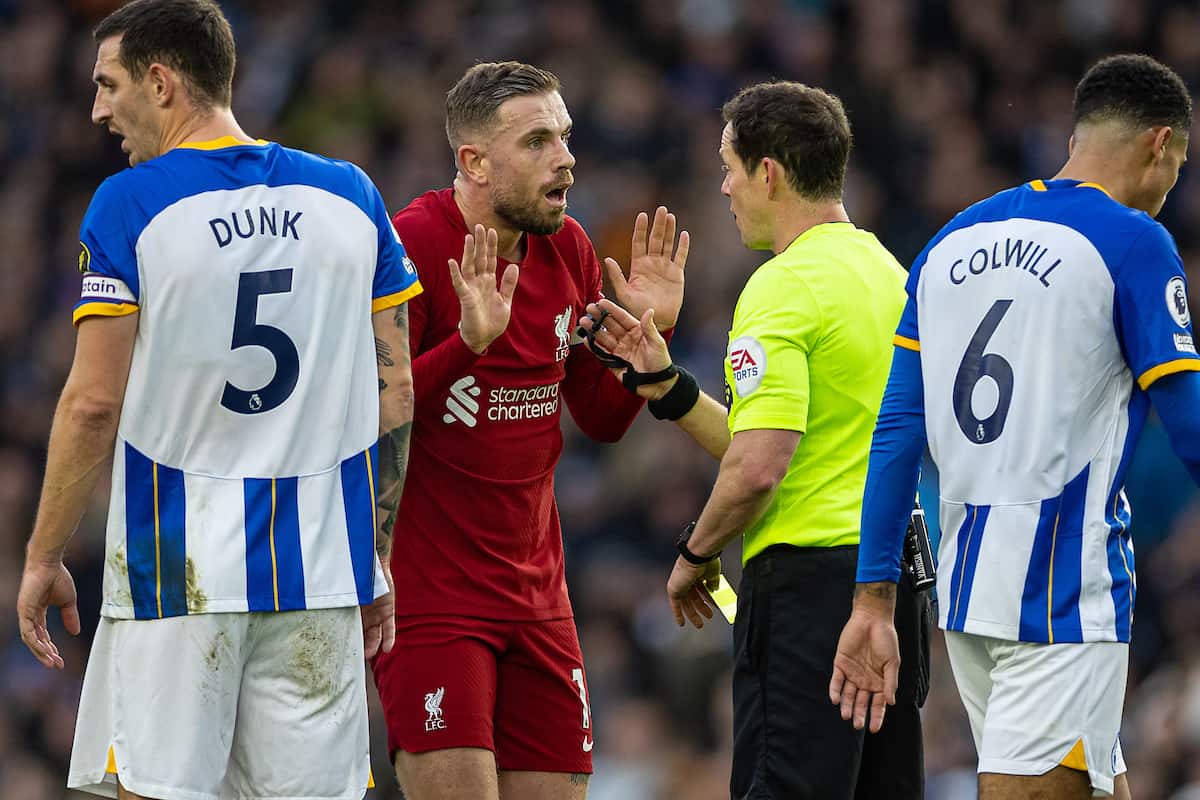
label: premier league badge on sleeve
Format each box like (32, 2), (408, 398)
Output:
(78, 241), (91, 273)
(1166, 276), (1191, 328)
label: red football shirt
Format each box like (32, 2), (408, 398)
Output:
(390, 189), (646, 620)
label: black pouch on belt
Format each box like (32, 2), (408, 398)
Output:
(902, 498), (936, 592)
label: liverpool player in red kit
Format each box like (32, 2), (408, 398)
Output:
(371, 62), (689, 800)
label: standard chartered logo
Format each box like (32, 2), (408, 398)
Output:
(443, 376), (482, 427)
(442, 376), (562, 426)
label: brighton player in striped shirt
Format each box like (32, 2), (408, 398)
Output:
(15, 1), (420, 797)
(831, 55), (1199, 800)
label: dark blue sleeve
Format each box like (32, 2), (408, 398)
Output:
(857, 345), (927, 583)
(1147, 370), (1200, 485)
(1113, 223), (1200, 389)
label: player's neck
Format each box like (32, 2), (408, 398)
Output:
(771, 200), (851, 255)
(452, 180), (526, 263)
(1052, 145), (1140, 209)
(158, 106), (256, 156)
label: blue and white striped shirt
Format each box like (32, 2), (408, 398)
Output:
(858, 179), (1200, 644)
(76, 138), (421, 619)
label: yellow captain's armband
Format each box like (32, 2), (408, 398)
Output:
(74, 271), (139, 326)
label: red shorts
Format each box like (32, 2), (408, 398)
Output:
(372, 615), (593, 774)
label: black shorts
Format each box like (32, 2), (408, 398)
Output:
(730, 544), (932, 800)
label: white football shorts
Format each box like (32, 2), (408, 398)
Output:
(68, 607), (370, 800)
(944, 630), (1128, 797)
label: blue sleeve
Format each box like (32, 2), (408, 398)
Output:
(1147, 370), (1200, 485)
(1113, 223), (1200, 389)
(893, 242), (931, 346)
(79, 175), (140, 294)
(74, 174), (144, 325)
(361, 174), (421, 308)
(894, 295), (919, 351)
(857, 345), (927, 583)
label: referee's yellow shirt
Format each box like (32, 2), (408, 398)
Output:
(725, 222), (907, 564)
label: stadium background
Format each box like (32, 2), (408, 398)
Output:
(4, 0), (1200, 797)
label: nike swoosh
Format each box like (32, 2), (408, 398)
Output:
(582, 737), (593, 753)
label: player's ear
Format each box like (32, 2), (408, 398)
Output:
(456, 143), (488, 186)
(146, 62), (173, 107)
(1151, 125), (1174, 162)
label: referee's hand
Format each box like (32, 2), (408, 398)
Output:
(667, 556), (720, 628)
(829, 603), (899, 734)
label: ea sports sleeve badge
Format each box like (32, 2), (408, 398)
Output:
(728, 336), (766, 396)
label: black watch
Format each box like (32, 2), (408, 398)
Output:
(676, 521), (718, 565)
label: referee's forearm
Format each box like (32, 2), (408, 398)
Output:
(689, 462), (780, 558)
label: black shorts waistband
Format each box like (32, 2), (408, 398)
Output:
(744, 543), (858, 576)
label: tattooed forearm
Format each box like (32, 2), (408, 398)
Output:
(375, 337), (394, 368)
(374, 300), (413, 563)
(855, 582), (897, 601)
(375, 421), (411, 561)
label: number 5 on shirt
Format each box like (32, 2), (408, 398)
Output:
(221, 268), (300, 415)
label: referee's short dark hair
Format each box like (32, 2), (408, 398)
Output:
(722, 81), (852, 202)
(1074, 54), (1192, 133)
(94, 0), (236, 109)
(446, 62), (561, 151)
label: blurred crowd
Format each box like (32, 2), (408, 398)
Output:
(5, 0), (1200, 797)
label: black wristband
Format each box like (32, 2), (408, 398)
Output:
(648, 365), (700, 421)
(621, 363), (677, 391)
(676, 521), (718, 565)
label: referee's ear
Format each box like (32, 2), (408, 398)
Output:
(762, 157), (787, 200)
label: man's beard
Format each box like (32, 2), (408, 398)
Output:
(492, 184), (567, 236)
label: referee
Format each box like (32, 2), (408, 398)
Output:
(580, 81), (931, 799)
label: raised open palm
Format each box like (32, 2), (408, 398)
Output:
(607, 206), (689, 330)
(449, 224), (520, 354)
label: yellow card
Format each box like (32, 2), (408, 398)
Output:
(708, 573), (738, 624)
